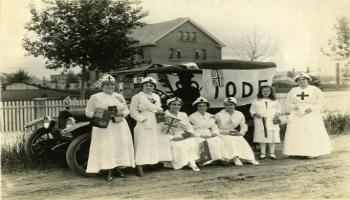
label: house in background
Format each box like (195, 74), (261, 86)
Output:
(1, 82), (80, 101)
(130, 17), (225, 66)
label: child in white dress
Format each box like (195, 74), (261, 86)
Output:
(250, 86), (281, 160)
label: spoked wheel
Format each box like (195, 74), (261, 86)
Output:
(24, 128), (58, 159)
(66, 133), (91, 176)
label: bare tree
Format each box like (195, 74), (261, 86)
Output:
(228, 25), (279, 61)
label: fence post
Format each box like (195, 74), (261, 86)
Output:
(0, 101), (4, 133)
(33, 97), (48, 119)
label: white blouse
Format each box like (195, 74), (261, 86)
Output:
(85, 92), (129, 118)
(130, 92), (161, 122)
(161, 110), (195, 138)
(286, 85), (323, 114)
(189, 111), (219, 137)
(215, 109), (248, 135)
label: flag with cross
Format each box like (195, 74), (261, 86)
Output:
(211, 69), (225, 87)
(63, 96), (71, 109)
(161, 116), (180, 135)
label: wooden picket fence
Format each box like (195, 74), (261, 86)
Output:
(0, 91), (349, 133)
(0, 99), (87, 133)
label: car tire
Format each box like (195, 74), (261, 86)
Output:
(24, 127), (56, 159)
(66, 133), (91, 176)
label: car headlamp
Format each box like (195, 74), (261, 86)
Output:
(43, 116), (54, 129)
(66, 117), (76, 128)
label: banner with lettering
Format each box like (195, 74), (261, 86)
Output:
(201, 68), (276, 107)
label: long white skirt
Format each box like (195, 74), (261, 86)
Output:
(166, 138), (199, 170)
(219, 135), (256, 161)
(196, 137), (230, 161)
(86, 119), (135, 173)
(134, 111), (172, 165)
(283, 111), (332, 157)
(254, 130), (281, 143)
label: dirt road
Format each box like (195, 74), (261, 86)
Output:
(2, 134), (350, 200)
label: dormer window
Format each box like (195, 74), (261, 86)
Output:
(185, 32), (190, 40)
(179, 31), (184, 40)
(191, 32), (196, 41)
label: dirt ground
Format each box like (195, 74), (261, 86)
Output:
(2, 134), (350, 200)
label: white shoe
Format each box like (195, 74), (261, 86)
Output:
(249, 160), (260, 165)
(188, 162), (200, 172)
(233, 157), (243, 166)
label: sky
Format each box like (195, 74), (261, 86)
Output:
(1, 0), (350, 78)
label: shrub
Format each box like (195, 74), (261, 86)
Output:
(1, 132), (66, 173)
(1, 134), (30, 173)
(323, 112), (350, 134)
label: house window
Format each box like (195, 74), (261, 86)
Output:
(176, 49), (182, 59)
(202, 49), (206, 60)
(195, 49), (201, 60)
(179, 31), (184, 40)
(185, 32), (190, 40)
(191, 32), (197, 41)
(169, 48), (174, 59)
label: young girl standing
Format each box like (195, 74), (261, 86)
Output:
(250, 86), (281, 160)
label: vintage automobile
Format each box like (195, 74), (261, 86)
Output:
(24, 59), (276, 176)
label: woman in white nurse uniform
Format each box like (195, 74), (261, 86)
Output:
(85, 74), (135, 181)
(130, 77), (172, 177)
(283, 72), (332, 158)
(215, 97), (259, 166)
(161, 97), (200, 171)
(189, 97), (230, 165)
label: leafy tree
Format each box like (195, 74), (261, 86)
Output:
(23, 0), (147, 98)
(321, 16), (350, 61)
(66, 71), (79, 83)
(3, 69), (32, 84)
(228, 25), (279, 61)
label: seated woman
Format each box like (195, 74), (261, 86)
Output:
(189, 97), (230, 165)
(215, 97), (260, 166)
(160, 97), (200, 171)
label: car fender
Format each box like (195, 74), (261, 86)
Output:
(62, 121), (91, 136)
(24, 118), (44, 128)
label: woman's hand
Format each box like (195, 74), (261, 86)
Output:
(172, 137), (184, 141)
(200, 135), (210, 139)
(305, 108), (312, 113)
(114, 116), (124, 123)
(253, 113), (262, 118)
(95, 107), (104, 112)
(294, 106), (300, 111)
(229, 130), (242, 136)
(178, 121), (187, 129)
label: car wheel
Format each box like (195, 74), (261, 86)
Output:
(24, 128), (57, 159)
(66, 133), (91, 176)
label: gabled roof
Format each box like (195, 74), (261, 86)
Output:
(131, 17), (225, 47)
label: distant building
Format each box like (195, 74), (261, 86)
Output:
(130, 17), (225, 66)
(50, 74), (82, 90)
(1, 82), (80, 101)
